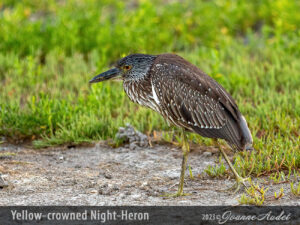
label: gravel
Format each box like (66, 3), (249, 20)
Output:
(0, 143), (299, 206)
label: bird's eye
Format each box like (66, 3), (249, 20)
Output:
(123, 65), (132, 70)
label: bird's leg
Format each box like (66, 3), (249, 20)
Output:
(177, 133), (189, 195)
(216, 141), (249, 194)
(162, 130), (190, 197)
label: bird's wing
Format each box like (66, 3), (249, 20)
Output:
(150, 54), (243, 148)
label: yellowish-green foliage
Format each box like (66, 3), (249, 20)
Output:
(274, 187), (284, 200)
(290, 182), (300, 196)
(0, 0), (300, 178)
(239, 179), (268, 206)
(205, 156), (227, 178)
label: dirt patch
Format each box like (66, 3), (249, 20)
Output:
(0, 144), (299, 205)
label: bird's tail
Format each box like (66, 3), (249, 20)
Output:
(239, 115), (253, 150)
(220, 113), (253, 151)
(192, 112), (253, 151)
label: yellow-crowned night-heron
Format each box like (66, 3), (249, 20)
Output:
(90, 53), (253, 196)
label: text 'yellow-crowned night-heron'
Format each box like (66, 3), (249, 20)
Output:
(90, 53), (253, 196)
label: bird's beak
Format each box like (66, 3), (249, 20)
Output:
(89, 68), (121, 83)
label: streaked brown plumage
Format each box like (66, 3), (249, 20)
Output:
(90, 53), (253, 195)
(119, 54), (252, 150)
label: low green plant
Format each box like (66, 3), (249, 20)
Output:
(239, 179), (268, 206)
(274, 187), (285, 200)
(270, 171), (287, 184)
(205, 156), (226, 178)
(0, 152), (17, 159)
(290, 182), (300, 197)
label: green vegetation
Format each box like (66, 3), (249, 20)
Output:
(290, 182), (300, 196)
(238, 179), (268, 205)
(274, 187), (284, 200)
(205, 156), (227, 178)
(0, 152), (17, 159)
(0, 0), (299, 180)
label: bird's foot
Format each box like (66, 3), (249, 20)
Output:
(221, 176), (250, 194)
(160, 191), (191, 198)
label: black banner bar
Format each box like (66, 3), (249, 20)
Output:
(0, 206), (299, 225)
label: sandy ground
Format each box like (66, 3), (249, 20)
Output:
(0, 143), (299, 206)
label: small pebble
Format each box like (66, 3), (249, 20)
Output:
(104, 172), (112, 179)
(131, 194), (141, 199)
(202, 152), (212, 157)
(0, 175), (8, 188)
(112, 185), (119, 191)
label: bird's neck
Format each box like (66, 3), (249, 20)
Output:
(123, 76), (153, 107)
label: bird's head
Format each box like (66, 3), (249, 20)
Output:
(89, 54), (156, 83)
